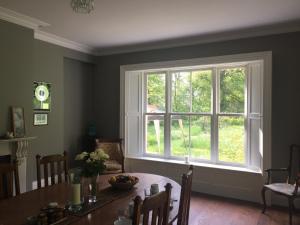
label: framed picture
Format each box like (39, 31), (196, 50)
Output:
(11, 107), (26, 137)
(33, 81), (51, 111)
(33, 113), (48, 126)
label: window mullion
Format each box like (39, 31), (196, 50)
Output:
(189, 72), (192, 159)
(245, 65), (250, 167)
(143, 73), (147, 156)
(165, 71), (171, 158)
(211, 68), (218, 163)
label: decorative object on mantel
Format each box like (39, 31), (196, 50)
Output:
(11, 107), (26, 138)
(75, 149), (109, 203)
(33, 113), (48, 126)
(33, 81), (51, 112)
(71, 0), (94, 13)
(5, 131), (14, 139)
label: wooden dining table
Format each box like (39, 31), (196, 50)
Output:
(0, 173), (181, 225)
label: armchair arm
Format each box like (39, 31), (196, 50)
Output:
(264, 168), (289, 184)
(293, 173), (300, 195)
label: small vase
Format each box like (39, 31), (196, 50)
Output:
(82, 176), (98, 203)
(88, 176), (97, 203)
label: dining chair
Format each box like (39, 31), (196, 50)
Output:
(132, 183), (172, 225)
(261, 144), (300, 225)
(177, 165), (194, 225)
(95, 138), (125, 174)
(0, 160), (20, 200)
(36, 151), (68, 189)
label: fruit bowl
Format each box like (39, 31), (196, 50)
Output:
(108, 175), (139, 190)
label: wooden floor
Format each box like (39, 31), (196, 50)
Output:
(189, 193), (300, 225)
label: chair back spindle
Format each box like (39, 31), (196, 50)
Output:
(36, 151), (68, 189)
(177, 165), (194, 225)
(133, 183), (172, 225)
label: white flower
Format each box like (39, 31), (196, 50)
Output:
(75, 152), (88, 160)
(95, 148), (109, 160)
(90, 152), (98, 160)
(86, 158), (92, 163)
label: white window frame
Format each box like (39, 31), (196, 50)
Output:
(120, 52), (272, 172)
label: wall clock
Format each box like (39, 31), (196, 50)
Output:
(33, 81), (51, 111)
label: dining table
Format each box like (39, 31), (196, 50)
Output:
(0, 173), (181, 225)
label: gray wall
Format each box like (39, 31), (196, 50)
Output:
(64, 58), (95, 166)
(0, 20), (96, 190)
(95, 31), (300, 170)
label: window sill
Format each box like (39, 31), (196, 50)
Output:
(125, 156), (262, 175)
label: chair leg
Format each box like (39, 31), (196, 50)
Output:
(261, 187), (267, 213)
(288, 198), (294, 225)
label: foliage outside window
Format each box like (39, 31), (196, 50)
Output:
(145, 67), (247, 165)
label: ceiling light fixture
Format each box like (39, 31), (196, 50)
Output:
(71, 0), (94, 14)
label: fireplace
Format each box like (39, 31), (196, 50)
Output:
(0, 155), (11, 163)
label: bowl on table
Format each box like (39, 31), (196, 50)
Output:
(108, 175), (139, 190)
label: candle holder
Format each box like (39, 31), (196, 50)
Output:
(67, 168), (83, 212)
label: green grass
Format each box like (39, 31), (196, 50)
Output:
(146, 117), (244, 164)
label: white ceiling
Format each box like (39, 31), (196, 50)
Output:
(1, 0), (300, 54)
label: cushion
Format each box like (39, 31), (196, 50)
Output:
(265, 183), (300, 196)
(104, 160), (122, 171)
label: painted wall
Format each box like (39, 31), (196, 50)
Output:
(64, 58), (96, 165)
(0, 20), (96, 190)
(95, 31), (300, 204)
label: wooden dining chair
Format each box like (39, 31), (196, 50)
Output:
(36, 151), (68, 189)
(0, 160), (20, 200)
(177, 165), (194, 225)
(95, 138), (125, 174)
(132, 183), (172, 225)
(262, 144), (300, 225)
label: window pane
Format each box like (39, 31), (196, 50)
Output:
(147, 73), (165, 113)
(171, 115), (189, 157)
(145, 115), (164, 155)
(172, 72), (190, 112)
(190, 116), (211, 160)
(218, 116), (245, 163)
(192, 70), (212, 113)
(220, 68), (245, 113)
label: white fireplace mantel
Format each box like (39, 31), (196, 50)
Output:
(0, 136), (36, 193)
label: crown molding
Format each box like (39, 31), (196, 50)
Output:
(0, 6), (49, 30)
(34, 30), (96, 55)
(0, 6), (96, 55)
(1, 6), (300, 57)
(96, 20), (300, 56)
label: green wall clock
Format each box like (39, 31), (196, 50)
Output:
(33, 81), (51, 111)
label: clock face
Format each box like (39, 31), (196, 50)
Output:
(35, 85), (49, 102)
(33, 82), (51, 111)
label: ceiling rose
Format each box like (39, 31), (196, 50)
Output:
(71, 0), (94, 14)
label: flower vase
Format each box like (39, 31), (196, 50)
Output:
(88, 176), (97, 203)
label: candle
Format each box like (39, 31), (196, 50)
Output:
(184, 155), (189, 164)
(72, 183), (81, 205)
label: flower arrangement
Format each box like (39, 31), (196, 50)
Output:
(75, 148), (109, 177)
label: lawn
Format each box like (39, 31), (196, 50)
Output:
(146, 117), (245, 164)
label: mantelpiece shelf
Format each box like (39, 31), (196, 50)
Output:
(0, 136), (37, 143)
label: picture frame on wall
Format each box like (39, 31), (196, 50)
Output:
(11, 107), (26, 137)
(33, 113), (48, 126)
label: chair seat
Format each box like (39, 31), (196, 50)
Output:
(265, 183), (300, 196)
(104, 160), (122, 171)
